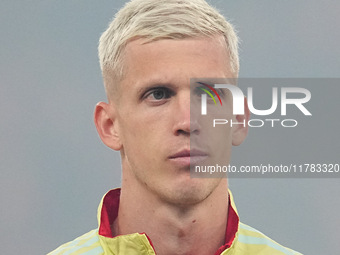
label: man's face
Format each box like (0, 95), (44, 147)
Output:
(111, 36), (238, 205)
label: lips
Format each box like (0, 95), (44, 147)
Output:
(169, 149), (208, 166)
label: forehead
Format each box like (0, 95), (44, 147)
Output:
(122, 36), (234, 83)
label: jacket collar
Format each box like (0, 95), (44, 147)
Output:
(97, 188), (239, 255)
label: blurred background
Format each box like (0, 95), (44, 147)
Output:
(0, 0), (339, 254)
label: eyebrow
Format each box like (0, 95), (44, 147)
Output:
(135, 79), (177, 97)
(135, 77), (227, 98)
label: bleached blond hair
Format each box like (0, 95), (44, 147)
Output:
(98, 0), (239, 94)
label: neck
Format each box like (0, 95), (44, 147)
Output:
(115, 169), (229, 255)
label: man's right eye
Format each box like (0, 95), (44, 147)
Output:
(143, 87), (174, 103)
(150, 89), (168, 100)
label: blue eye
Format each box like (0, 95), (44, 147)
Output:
(145, 87), (173, 101)
(152, 89), (167, 100)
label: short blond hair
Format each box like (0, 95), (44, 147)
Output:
(98, 0), (239, 93)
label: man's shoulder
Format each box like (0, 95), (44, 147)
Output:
(232, 222), (302, 255)
(48, 229), (104, 255)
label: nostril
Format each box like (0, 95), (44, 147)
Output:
(174, 120), (200, 136)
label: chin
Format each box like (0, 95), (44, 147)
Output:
(162, 178), (221, 206)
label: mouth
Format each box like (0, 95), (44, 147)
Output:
(168, 149), (208, 167)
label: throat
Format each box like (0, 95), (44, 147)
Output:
(143, 204), (228, 255)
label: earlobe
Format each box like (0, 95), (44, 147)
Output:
(94, 102), (122, 151)
(232, 97), (250, 146)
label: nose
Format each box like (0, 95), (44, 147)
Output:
(172, 91), (200, 136)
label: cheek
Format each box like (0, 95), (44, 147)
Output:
(214, 127), (233, 148)
(119, 115), (166, 157)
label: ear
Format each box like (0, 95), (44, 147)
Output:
(232, 97), (250, 146)
(94, 102), (122, 151)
